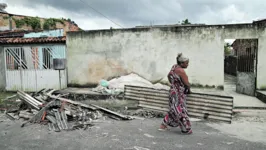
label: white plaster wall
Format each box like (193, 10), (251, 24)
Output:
(67, 27), (224, 87)
(257, 35), (266, 90)
(67, 25), (266, 89)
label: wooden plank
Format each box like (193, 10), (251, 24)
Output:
(21, 100), (56, 127)
(90, 104), (132, 120)
(5, 113), (16, 120)
(47, 94), (96, 110)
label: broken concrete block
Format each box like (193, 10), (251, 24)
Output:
(19, 111), (34, 119)
(5, 113), (19, 120)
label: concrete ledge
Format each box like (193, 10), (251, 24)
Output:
(233, 106), (266, 110)
(256, 90), (266, 103)
(55, 88), (123, 100)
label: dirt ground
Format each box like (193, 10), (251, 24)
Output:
(0, 92), (15, 103)
(0, 92), (16, 111)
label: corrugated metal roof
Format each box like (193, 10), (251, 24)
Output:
(0, 30), (43, 38)
(0, 36), (66, 44)
(124, 85), (234, 123)
(253, 18), (266, 23)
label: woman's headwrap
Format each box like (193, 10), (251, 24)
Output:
(177, 53), (189, 63)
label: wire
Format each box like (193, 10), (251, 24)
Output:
(79, 0), (124, 28)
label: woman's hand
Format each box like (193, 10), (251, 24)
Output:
(188, 89), (192, 94)
(184, 88), (191, 94)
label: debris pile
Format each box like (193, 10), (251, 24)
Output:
(4, 89), (133, 132)
(92, 73), (169, 94)
(128, 109), (165, 118)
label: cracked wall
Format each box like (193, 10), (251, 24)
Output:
(67, 24), (266, 89)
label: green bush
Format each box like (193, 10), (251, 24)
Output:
(43, 18), (65, 30)
(14, 17), (41, 30)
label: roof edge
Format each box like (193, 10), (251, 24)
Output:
(0, 36), (66, 45)
(67, 22), (254, 34)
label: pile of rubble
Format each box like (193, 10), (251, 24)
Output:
(4, 89), (133, 132)
(127, 109), (165, 118)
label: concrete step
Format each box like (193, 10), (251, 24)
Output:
(224, 85), (236, 87)
(224, 82), (236, 84)
(256, 90), (266, 103)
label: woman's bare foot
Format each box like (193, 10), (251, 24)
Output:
(181, 129), (193, 135)
(158, 124), (168, 131)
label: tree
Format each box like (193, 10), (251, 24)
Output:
(224, 43), (231, 55)
(181, 19), (191, 25)
(0, 3), (7, 12)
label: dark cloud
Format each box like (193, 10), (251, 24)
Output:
(4, 0), (266, 28)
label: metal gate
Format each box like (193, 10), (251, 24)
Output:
(235, 39), (258, 96)
(4, 46), (67, 92)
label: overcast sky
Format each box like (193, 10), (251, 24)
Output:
(1, 0), (266, 30)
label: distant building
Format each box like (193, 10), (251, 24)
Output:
(231, 39), (258, 56)
(0, 11), (81, 35)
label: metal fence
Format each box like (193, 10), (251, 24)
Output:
(237, 54), (256, 72)
(235, 39), (258, 73)
(124, 85), (234, 123)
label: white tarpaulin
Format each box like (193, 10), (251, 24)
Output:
(93, 73), (169, 94)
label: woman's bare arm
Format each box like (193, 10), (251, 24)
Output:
(175, 68), (191, 93)
(175, 68), (190, 87)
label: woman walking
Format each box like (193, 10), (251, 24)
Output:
(159, 53), (192, 134)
